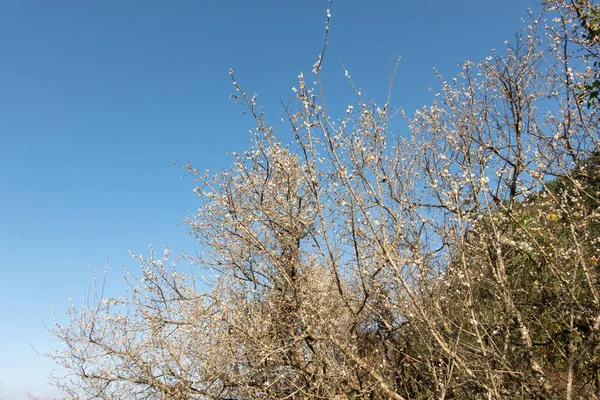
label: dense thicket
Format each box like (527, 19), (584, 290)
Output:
(48, 1), (600, 398)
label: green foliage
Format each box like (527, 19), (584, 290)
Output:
(442, 152), (600, 397)
(574, 1), (600, 106)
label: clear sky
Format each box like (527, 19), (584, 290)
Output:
(0, 0), (534, 398)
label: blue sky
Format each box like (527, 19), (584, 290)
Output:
(0, 0), (533, 397)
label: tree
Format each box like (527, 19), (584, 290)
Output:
(47, 1), (600, 399)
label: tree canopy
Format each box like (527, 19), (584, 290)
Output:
(48, 1), (600, 399)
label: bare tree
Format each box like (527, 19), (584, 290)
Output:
(47, 1), (600, 399)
